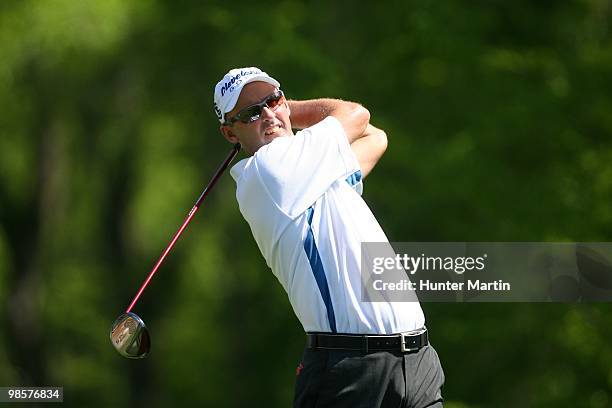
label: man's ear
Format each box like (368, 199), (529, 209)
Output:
(220, 125), (239, 144)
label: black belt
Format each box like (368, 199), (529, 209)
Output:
(306, 328), (428, 353)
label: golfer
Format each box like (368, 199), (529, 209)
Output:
(214, 67), (444, 407)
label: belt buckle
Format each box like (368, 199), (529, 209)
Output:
(400, 333), (419, 353)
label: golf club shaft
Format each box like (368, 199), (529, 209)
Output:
(125, 144), (241, 314)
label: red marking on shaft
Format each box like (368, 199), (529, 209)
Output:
(125, 207), (198, 313)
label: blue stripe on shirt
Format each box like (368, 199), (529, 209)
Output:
(345, 170), (362, 187)
(303, 206), (337, 333)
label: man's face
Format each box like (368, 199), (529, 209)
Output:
(220, 81), (293, 155)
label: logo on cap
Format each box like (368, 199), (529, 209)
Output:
(220, 69), (260, 97)
(213, 102), (222, 120)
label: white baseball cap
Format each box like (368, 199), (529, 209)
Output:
(213, 67), (281, 124)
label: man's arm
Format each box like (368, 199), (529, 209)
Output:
(288, 99), (386, 177)
(288, 99), (370, 143)
(350, 124), (388, 178)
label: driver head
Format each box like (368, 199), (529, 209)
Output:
(110, 312), (151, 359)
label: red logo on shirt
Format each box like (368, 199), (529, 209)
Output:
(296, 362), (304, 376)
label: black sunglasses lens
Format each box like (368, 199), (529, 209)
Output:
(237, 106), (262, 123)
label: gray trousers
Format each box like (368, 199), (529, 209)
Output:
(293, 344), (444, 408)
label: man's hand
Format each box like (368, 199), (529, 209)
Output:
(288, 98), (370, 143)
(350, 124), (388, 178)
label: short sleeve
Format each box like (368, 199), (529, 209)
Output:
(253, 116), (361, 218)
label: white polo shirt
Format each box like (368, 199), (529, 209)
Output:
(230, 116), (425, 334)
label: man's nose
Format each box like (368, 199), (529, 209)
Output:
(260, 105), (275, 120)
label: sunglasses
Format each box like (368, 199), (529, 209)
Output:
(224, 90), (285, 126)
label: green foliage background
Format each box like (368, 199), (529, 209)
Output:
(1, 0), (611, 406)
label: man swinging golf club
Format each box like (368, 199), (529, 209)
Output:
(214, 67), (444, 408)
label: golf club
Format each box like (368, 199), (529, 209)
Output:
(110, 143), (241, 358)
